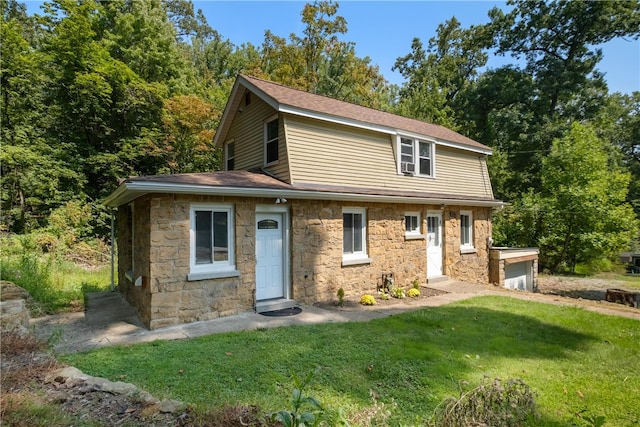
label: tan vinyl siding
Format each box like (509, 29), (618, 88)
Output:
(224, 93), (290, 182)
(285, 115), (493, 199)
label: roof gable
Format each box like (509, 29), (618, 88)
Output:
(214, 74), (491, 154)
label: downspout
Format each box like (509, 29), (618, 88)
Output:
(110, 213), (115, 292)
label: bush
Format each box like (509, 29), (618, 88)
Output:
(391, 287), (405, 299)
(429, 377), (538, 427)
(360, 295), (376, 305)
(407, 288), (420, 298)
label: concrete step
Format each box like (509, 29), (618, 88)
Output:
(255, 299), (297, 313)
(426, 275), (450, 284)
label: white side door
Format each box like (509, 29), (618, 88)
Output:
(427, 212), (443, 278)
(256, 213), (284, 300)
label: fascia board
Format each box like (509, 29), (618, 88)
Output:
(105, 181), (503, 208)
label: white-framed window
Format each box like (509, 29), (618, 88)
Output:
(343, 207), (368, 262)
(398, 136), (434, 177)
(404, 212), (421, 236)
(460, 210), (473, 248)
(264, 116), (279, 165)
(225, 140), (235, 171)
(189, 204), (236, 277)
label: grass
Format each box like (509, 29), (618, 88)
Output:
(62, 296), (640, 426)
(0, 253), (111, 315)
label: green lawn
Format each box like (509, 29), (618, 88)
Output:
(63, 296), (640, 426)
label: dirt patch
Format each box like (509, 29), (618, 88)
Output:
(0, 331), (190, 426)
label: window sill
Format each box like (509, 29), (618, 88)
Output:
(265, 160), (279, 167)
(405, 233), (426, 240)
(187, 269), (240, 281)
(460, 247), (477, 254)
(342, 257), (372, 267)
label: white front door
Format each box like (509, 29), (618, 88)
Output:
(256, 213), (284, 300)
(427, 212), (443, 278)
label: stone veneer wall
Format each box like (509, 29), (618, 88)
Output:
(443, 207), (492, 284)
(290, 201), (429, 303)
(118, 196), (493, 329)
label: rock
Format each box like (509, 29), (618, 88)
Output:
(0, 281), (31, 301)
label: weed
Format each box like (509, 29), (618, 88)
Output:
(343, 389), (396, 427)
(272, 371), (326, 427)
(429, 376), (538, 427)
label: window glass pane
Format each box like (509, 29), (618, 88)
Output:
(419, 158), (431, 175)
(401, 138), (413, 163)
(461, 215), (470, 245)
(343, 213), (353, 253)
(405, 215), (419, 232)
(213, 211), (228, 261)
(267, 119), (278, 140)
(266, 140), (278, 163)
(419, 142), (430, 158)
(195, 211), (212, 264)
(353, 213), (363, 252)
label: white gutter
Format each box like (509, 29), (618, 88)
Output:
(104, 181), (503, 208)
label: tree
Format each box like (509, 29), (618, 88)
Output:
(393, 17), (489, 128)
(521, 123), (637, 272)
(488, 0), (640, 117)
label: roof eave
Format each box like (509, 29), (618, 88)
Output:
(103, 181), (503, 208)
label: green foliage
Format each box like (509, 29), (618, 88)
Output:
(360, 294), (376, 305)
(64, 296), (640, 426)
(272, 370), (326, 427)
(429, 377), (538, 427)
(412, 278), (420, 289)
(336, 288), (344, 306)
(407, 288), (420, 298)
(390, 286), (405, 299)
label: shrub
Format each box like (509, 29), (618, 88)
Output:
(378, 291), (390, 301)
(407, 288), (420, 298)
(429, 377), (538, 427)
(412, 278), (420, 289)
(360, 295), (376, 305)
(337, 288), (345, 307)
(391, 287), (405, 299)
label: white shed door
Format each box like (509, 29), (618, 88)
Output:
(504, 261), (530, 291)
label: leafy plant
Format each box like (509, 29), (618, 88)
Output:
(407, 288), (420, 298)
(336, 288), (345, 307)
(412, 278), (420, 290)
(272, 371), (326, 427)
(429, 376), (538, 427)
(360, 295), (376, 305)
(390, 287), (405, 299)
(378, 291), (390, 301)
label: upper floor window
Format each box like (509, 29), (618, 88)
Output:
(398, 137), (434, 177)
(265, 117), (279, 165)
(226, 141), (235, 171)
(343, 208), (368, 263)
(190, 204), (236, 276)
(460, 210), (473, 248)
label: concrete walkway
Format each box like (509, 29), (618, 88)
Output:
(31, 281), (639, 354)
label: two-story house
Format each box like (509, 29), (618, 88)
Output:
(105, 74), (502, 329)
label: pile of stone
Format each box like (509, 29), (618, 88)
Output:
(1, 281), (31, 334)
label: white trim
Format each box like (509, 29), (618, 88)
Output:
(225, 139), (235, 171)
(189, 203), (237, 276)
(396, 135), (435, 177)
(342, 207), (368, 262)
(460, 210), (474, 249)
(264, 115), (279, 166)
(404, 211), (421, 236)
(104, 181), (504, 208)
(255, 205), (291, 300)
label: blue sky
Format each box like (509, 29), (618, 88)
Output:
(25, 0), (640, 94)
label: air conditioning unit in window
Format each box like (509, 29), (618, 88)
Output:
(401, 162), (416, 175)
